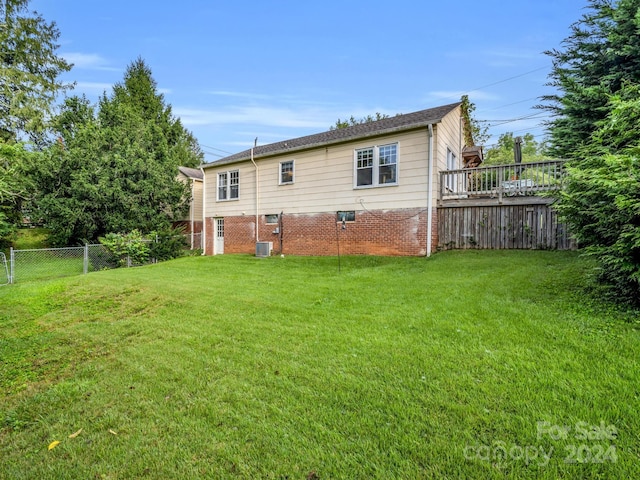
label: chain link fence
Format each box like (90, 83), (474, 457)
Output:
(4, 234), (202, 285)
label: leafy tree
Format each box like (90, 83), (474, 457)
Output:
(0, 140), (34, 246)
(31, 59), (203, 246)
(460, 95), (489, 147)
(556, 84), (640, 304)
(0, 0), (73, 143)
(330, 112), (391, 130)
(542, 0), (640, 158)
(484, 132), (548, 165)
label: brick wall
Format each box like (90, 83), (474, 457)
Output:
(205, 208), (438, 256)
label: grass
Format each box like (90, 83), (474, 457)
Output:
(0, 251), (639, 479)
(10, 227), (50, 250)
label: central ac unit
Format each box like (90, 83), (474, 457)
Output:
(255, 241), (272, 257)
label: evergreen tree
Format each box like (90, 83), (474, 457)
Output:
(0, 140), (33, 246)
(555, 84), (640, 303)
(32, 59), (203, 246)
(542, 0), (640, 158)
(0, 0), (73, 142)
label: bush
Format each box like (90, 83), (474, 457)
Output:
(149, 227), (188, 262)
(99, 230), (150, 267)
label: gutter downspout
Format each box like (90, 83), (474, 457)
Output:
(427, 124), (434, 257)
(200, 166), (206, 255)
(190, 178), (195, 250)
(250, 138), (259, 243)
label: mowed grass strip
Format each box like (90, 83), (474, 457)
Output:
(0, 251), (638, 479)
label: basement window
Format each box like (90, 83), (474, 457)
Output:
(265, 214), (279, 224)
(337, 211), (356, 222)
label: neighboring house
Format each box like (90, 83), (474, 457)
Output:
(201, 102), (464, 256)
(176, 166), (203, 249)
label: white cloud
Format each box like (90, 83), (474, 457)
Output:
(74, 81), (113, 95)
(62, 52), (120, 71)
(206, 90), (273, 100)
(174, 105), (333, 129)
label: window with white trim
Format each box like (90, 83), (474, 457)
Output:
(355, 143), (398, 187)
(217, 170), (239, 201)
(446, 148), (457, 192)
(280, 160), (294, 184)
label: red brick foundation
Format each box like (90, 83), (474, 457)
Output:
(205, 208), (438, 256)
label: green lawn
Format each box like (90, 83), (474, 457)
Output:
(1, 251), (638, 479)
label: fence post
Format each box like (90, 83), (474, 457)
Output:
(83, 243), (89, 275)
(9, 247), (14, 284)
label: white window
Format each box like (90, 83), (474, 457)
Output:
(447, 148), (457, 171)
(280, 160), (294, 184)
(446, 148), (457, 192)
(355, 143), (398, 187)
(217, 170), (239, 201)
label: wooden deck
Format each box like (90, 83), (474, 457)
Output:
(439, 160), (564, 206)
(437, 160), (574, 250)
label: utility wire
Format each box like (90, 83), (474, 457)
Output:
(439, 66), (549, 101)
(199, 143), (233, 155)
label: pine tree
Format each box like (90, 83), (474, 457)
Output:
(0, 0), (72, 142)
(542, 0), (640, 158)
(32, 59), (204, 246)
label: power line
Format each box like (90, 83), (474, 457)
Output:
(483, 97), (540, 111)
(467, 66), (548, 95)
(201, 149), (225, 158)
(440, 66), (549, 101)
(480, 112), (550, 126)
(199, 143), (233, 155)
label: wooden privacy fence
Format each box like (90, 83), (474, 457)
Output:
(438, 204), (575, 250)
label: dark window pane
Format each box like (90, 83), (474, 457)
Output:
(357, 167), (373, 186)
(379, 164), (396, 184)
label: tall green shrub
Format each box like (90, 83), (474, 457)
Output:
(149, 227), (188, 262)
(556, 85), (640, 303)
(99, 230), (150, 267)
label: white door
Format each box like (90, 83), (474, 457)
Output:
(214, 218), (224, 254)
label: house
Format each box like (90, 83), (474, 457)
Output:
(200, 102), (465, 256)
(176, 166), (203, 249)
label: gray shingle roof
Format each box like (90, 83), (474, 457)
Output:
(202, 102), (461, 169)
(178, 166), (203, 180)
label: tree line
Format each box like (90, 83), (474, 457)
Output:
(0, 0), (201, 249)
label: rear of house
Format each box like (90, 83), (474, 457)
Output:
(176, 167), (203, 249)
(201, 103), (463, 256)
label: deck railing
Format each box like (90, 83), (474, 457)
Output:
(440, 160), (565, 201)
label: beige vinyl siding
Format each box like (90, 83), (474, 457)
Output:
(435, 106), (463, 196)
(204, 163), (257, 217)
(191, 180), (203, 220)
(176, 173), (203, 222)
(203, 116), (462, 217)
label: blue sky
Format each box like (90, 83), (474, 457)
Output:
(31, 0), (587, 162)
